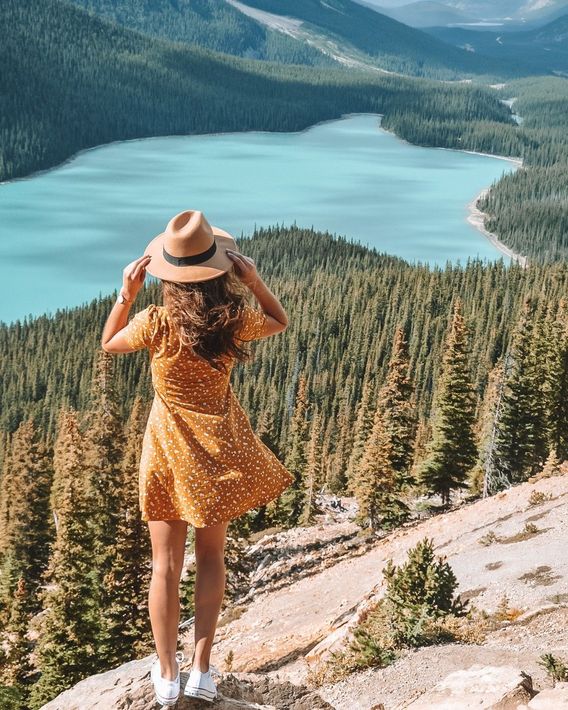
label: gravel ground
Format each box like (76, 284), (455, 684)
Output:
(318, 608), (568, 710)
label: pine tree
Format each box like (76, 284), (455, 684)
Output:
(0, 419), (52, 613)
(0, 576), (34, 695)
(383, 537), (464, 647)
(494, 299), (548, 483)
(352, 406), (408, 531)
(327, 389), (354, 492)
(103, 397), (153, 664)
(29, 410), (101, 709)
(346, 374), (376, 493)
(256, 390), (282, 459)
(300, 408), (324, 526)
(474, 356), (512, 496)
(280, 374), (310, 526)
(543, 303), (568, 461)
(82, 351), (127, 665)
(539, 449), (561, 479)
(379, 326), (417, 488)
(419, 300), (478, 504)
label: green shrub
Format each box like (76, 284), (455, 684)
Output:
(382, 537), (467, 647)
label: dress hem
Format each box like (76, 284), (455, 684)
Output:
(140, 486), (289, 528)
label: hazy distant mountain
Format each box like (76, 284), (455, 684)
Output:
(427, 14), (568, 73)
(377, 1), (475, 27)
(359, 0), (568, 23)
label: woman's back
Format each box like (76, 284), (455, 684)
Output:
(123, 302), (266, 415)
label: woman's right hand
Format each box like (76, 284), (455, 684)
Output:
(225, 249), (260, 290)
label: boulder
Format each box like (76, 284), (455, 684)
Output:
(527, 682), (568, 708)
(405, 665), (533, 709)
(40, 656), (333, 710)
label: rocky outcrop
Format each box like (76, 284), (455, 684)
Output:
(404, 665), (534, 709)
(524, 682), (568, 708)
(40, 657), (333, 710)
(42, 478), (568, 709)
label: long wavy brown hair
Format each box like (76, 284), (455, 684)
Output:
(161, 269), (254, 373)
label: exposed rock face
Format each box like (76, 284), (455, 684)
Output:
(525, 682), (568, 708)
(40, 657), (333, 710)
(404, 665), (534, 709)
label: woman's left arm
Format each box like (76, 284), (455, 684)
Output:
(101, 254), (152, 353)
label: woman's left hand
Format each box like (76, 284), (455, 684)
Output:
(122, 255), (152, 300)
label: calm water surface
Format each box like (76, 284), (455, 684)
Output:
(0, 114), (516, 324)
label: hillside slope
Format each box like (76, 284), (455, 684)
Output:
(69, 0), (336, 67)
(42, 473), (568, 708)
(221, 0), (523, 77)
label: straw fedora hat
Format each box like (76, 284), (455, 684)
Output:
(144, 210), (238, 282)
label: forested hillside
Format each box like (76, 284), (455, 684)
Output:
(477, 79), (568, 262)
(1, 225), (567, 704)
(0, 0), (512, 185)
(70, 0), (336, 66)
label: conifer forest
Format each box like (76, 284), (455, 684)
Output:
(1, 0), (568, 706)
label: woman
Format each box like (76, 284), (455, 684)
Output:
(101, 210), (294, 706)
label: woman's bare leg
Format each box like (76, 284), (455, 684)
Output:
(147, 520), (188, 680)
(192, 521), (229, 672)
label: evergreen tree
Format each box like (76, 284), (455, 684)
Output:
(82, 351), (127, 665)
(0, 418), (52, 700)
(327, 390), (354, 492)
(346, 373), (376, 492)
(352, 405), (408, 531)
(103, 397), (153, 665)
(474, 356), (512, 496)
(0, 576), (34, 696)
(0, 419), (52, 612)
(280, 374), (310, 526)
(29, 410), (101, 708)
(380, 326), (418, 487)
(300, 408), (324, 526)
(383, 537), (465, 647)
(494, 299), (548, 483)
(543, 303), (568, 461)
(419, 300), (478, 504)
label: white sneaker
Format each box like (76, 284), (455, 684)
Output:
(183, 664), (219, 702)
(150, 650), (185, 707)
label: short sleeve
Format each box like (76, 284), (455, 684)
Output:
(122, 304), (161, 351)
(235, 305), (267, 342)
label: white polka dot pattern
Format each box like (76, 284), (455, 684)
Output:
(121, 304), (294, 527)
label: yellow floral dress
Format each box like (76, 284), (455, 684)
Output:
(121, 303), (294, 527)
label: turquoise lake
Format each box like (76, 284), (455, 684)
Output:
(0, 113), (517, 325)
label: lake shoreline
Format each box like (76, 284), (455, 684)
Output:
(1, 111), (528, 271)
(467, 188), (528, 268)
(379, 120), (527, 267)
(0, 111), (384, 188)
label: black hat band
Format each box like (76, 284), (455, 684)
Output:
(162, 240), (217, 267)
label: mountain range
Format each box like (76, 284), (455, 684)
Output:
(427, 13), (568, 75)
(361, 0), (568, 27)
(68, 0), (509, 78)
